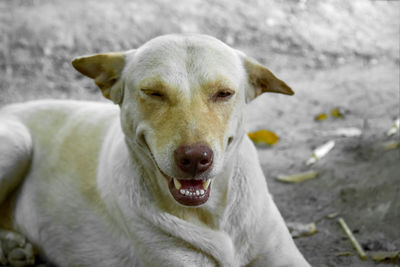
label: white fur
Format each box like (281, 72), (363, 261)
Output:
(0, 34), (310, 266)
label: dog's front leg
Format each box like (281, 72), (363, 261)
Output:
(247, 200), (311, 267)
(0, 118), (35, 266)
(234, 139), (310, 267)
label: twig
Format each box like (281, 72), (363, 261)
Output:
(337, 217), (367, 260)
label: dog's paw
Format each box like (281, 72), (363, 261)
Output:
(0, 229), (35, 266)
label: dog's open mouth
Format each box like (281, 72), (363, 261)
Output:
(141, 139), (212, 206)
(167, 177), (212, 206)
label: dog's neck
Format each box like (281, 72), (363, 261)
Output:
(96, 126), (245, 264)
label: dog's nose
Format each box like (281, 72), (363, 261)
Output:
(174, 144), (213, 177)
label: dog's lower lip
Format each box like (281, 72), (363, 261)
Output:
(166, 176), (212, 206)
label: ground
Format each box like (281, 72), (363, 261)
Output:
(0, 0), (399, 266)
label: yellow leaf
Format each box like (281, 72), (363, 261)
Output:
(287, 222), (317, 238)
(330, 108), (344, 118)
(248, 130), (279, 145)
(315, 113), (328, 121)
(371, 251), (400, 262)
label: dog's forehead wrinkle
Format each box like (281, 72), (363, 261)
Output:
(129, 35), (243, 94)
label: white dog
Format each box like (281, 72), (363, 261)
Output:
(0, 34), (310, 266)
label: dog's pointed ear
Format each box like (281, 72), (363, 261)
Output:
(239, 53), (294, 101)
(72, 52), (127, 104)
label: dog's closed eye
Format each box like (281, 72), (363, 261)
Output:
(212, 89), (235, 102)
(140, 89), (165, 100)
(149, 91), (163, 97)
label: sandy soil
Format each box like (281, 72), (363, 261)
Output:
(0, 0), (399, 266)
(247, 59), (400, 266)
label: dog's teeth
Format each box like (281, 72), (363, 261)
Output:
(202, 180), (211, 190)
(179, 188), (205, 197)
(173, 178), (182, 190)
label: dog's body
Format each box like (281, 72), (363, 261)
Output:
(0, 34), (310, 266)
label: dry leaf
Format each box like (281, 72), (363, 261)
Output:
(287, 222), (317, 238)
(386, 118), (399, 136)
(248, 130), (279, 146)
(318, 127), (362, 137)
(326, 212), (339, 219)
(306, 140), (335, 165)
(330, 107), (345, 118)
(315, 113), (328, 121)
(276, 170), (318, 183)
(330, 127), (362, 137)
(371, 251), (400, 262)
(336, 252), (353, 257)
(383, 140), (399, 150)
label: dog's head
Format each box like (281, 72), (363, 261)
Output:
(72, 34), (293, 207)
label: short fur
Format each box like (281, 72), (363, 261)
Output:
(0, 34), (309, 266)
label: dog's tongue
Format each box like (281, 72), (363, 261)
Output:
(179, 179), (203, 190)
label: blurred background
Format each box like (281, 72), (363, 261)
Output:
(1, 0), (399, 266)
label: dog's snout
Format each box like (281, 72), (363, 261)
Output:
(174, 144), (213, 177)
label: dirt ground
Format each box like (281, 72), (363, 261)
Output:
(1, 0), (399, 266)
(247, 60), (400, 266)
